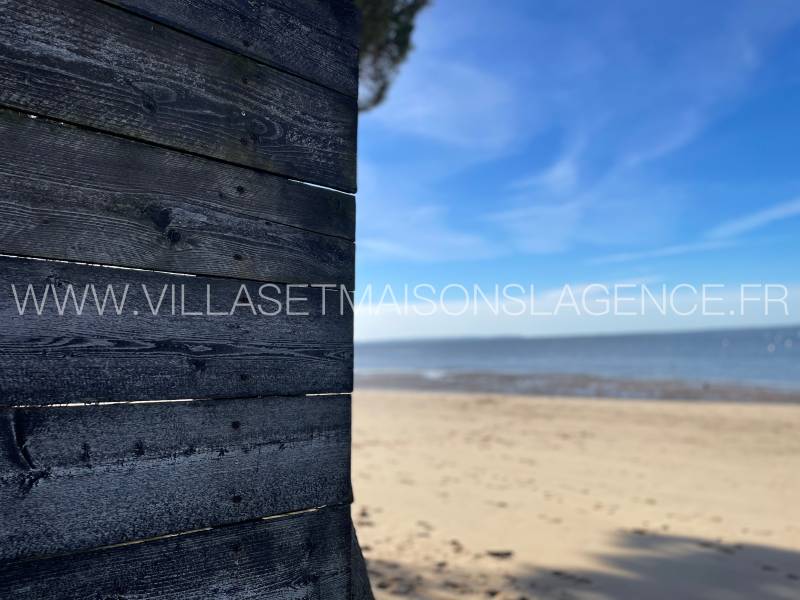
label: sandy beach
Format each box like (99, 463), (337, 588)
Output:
(352, 389), (800, 600)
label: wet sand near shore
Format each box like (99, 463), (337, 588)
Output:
(352, 389), (800, 599)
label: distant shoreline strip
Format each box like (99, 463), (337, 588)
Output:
(354, 370), (800, 403)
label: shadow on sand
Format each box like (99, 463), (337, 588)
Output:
(366, 530), (800, 599)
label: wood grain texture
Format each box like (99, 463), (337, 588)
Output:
(351, 521), (376, 600)
(0, 256), (353, 405)
(0, 505), (351, 598)
(0, 109), (354, 286)
(107, 0), (359, 97)
(0, 0), (357, 192)
(0, 395), (351, 562)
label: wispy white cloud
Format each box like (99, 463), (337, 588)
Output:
(364, 58), (518, 153)
(356, 161), (497, 262)
(588, 195), (800, 265)
(510, 139), (584, 194)
(358, 0), (800, 266)
(359, 207), (498, 262)
(489, 201), (585, 254)
(706, 197), (800, 239)
(589, 240), (734, 265)
(488, 1), (800, 257)
(490, 170), (685, 256)
(618, 109), (705, 168)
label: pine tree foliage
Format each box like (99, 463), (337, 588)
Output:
(356, 0), (431, 111)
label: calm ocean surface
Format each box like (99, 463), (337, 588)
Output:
(355, 326), (800, 399)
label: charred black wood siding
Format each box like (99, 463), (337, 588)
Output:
(0, 0), (360, 596)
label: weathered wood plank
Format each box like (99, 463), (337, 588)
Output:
(351, 521), (376, 600)
(0, 395), (350, 562)
(0, 505), (351, 598)
(0, 0), (357, 192)
(107, 0), (359, 97)
(0, 106), (355, 240)
(0, 109), (354, 286)
(0, 256), (353, 405)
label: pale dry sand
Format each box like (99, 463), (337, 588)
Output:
(352, 389), (800, 600)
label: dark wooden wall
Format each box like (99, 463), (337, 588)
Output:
(0, 0), (361, 597)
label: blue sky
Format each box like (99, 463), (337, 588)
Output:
(355, 0), (800, 340)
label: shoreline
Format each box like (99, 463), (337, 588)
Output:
(355, 371), (800, 403)
(352, 389), (800, 599)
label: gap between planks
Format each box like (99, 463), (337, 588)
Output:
(9, 391), (349, 409)
(0, 252), (357, 291)
(1, 503), (348, 566)
(94, 0), (359, 99)
(7, 107), (356, 215)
